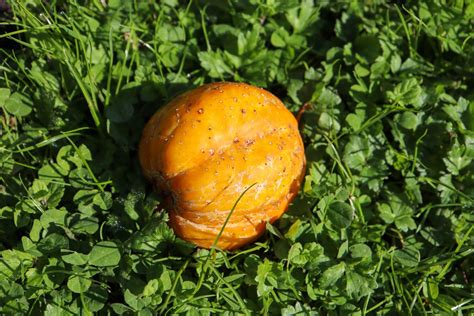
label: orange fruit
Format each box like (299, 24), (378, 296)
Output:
(139, 82), (305, 250)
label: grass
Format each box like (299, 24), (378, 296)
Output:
(0, 0), (473, 315)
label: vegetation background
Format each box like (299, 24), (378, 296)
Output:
(0, 0), (473, 314)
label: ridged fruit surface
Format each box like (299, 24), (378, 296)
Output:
(139, 82), (306, 250)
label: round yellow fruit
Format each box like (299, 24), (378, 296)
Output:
(139, 82), (306, 250)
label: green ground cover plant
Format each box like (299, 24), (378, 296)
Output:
(0, 0), (473, 314)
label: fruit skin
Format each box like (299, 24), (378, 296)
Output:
(139, 82), (306, 250)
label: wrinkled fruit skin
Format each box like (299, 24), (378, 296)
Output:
(139, 82), (306, 250)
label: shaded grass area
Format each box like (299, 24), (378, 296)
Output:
(0, 0), (473, 314)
